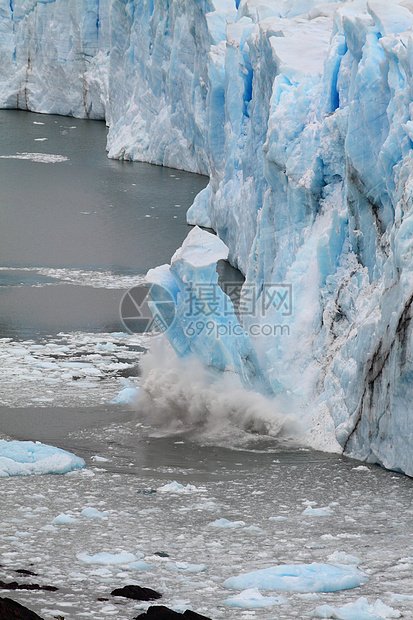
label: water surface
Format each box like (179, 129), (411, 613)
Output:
(0, 110), (208, 339)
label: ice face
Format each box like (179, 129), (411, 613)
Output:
(3, 0), (413, 473)
(146, 227), (269, 393)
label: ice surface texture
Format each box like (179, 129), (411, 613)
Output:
(0, 439), (85, 477)
(3, 0), (413, 472)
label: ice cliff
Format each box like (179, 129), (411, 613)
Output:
(2, 0), (413, 474)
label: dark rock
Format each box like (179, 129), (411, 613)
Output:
(110, 585), (162, 601)
(14, 570), (38, 577)
(134, 606), (183, 619)
(153, 552), (169, 558)
(134, 607), (212, 620)
(97, 598), (109, 601)
(0, 580), (58, 592)
(116, 364), (141, 377)
(0, 596), (44, 619)
(183, 611), (212, 620)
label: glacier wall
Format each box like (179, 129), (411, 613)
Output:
(2, 0), (413, 473)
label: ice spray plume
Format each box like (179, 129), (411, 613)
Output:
(135, 338), (300, 445)
(138, 227), (341, 452)
(132, 227), (298, 444)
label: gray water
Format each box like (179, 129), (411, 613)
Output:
(1, 112), (413, 620)
(0, 110), (208, 339)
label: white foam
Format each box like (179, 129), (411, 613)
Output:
(0, 267), (145, 289)
(0, 152), (68, 163)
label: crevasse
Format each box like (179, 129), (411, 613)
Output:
(2, 0), (413, 474)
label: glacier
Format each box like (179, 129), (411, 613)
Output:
(2, 0), (413, 473)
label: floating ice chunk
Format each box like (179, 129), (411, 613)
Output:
(223, 588), (287, 608)
(390, 594), (413, 601)
(303, 506), (332, 517)
(91, 455), (109, 462)
(157, 481), (198, 493)
(223, 563), (369, 592)
(352, 466), (370, 472)
(97, 342), (117, 351)
(244, 525), (262, 532)
(77, 552), (137, 565)
(52, 513), (77, 525)
(209, 518), (246, 528)
(81, 507), (109, 519)
(90, 567), (113, 577)
(327, 552), (361, 565)
(128, 561), (156, 572)
(314, 596), (401, 619)
(0, 440), (85, 477)
(109, 386), (139, 404)
(166, 562), (207, 573)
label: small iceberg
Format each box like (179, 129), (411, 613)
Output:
(223, 563), (369, 593)
(314, 597), (401, 619)
(77, 551), (138, 565)
(81, 507), (109, 519)
(157, 481), (198, 493)
(223, 588), (287, 608)
(110, 386), (139, 404)
(0, 439), (85, 477)
(52, 513), (78, 525)
(209, 518), (246, 529)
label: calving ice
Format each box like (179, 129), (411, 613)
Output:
(2, 0), (413, 474)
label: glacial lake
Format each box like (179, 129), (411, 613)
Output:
(0, 111), (412, 620)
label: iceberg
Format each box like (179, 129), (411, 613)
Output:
(0, 439), (85, 477)
(223, 562), (369, 593)
(2, 0), (413, 473)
